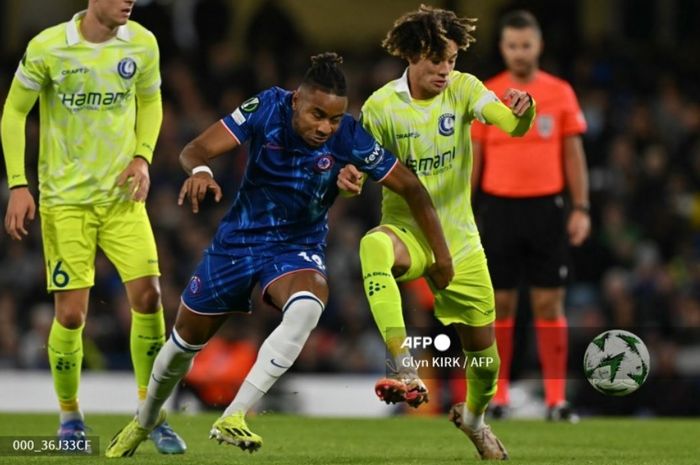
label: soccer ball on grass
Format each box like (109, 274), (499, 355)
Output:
(583, 329), (650, 396)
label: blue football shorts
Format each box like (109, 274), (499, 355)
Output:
(181, 245), (327, 314)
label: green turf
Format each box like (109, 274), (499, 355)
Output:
(0, 413), (697, 464)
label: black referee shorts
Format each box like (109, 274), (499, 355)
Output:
(478, 193), (570, 289)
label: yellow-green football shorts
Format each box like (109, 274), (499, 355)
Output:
(382, 224), (495, 327)
(40, 201), (160, 291)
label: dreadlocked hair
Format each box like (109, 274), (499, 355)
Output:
(302, 52), (347, 96)
(382, 4), (477, 62)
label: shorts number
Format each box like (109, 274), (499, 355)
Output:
(50, 260), (70, 288)
(297, 251), (326, 271)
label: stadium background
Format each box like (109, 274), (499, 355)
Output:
(0, 0), (699, 418)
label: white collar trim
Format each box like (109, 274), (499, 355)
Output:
(394, 68), (412, 100)
(66, 10), (131, 45)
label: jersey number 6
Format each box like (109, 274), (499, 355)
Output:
(49, 260), (70, 288)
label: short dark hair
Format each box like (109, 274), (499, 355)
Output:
(382, 4), (477, 62)
(301, 52), (347, 96)
(499, 10), (541, 36)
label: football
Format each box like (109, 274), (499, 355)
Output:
(583, 330), (650, 396)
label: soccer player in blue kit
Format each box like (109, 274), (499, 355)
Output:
(105, 53), (453, 457)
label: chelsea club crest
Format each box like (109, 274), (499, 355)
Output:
(188, 276), (202, 295)
(314, 154), (335, 172)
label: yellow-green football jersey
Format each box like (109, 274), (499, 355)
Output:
(362, 70), (495, 262)
(15, 11), (161, 206)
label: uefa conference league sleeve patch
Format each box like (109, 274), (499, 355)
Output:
(231, 96), (260, 125)
(240, 96), (260, 113)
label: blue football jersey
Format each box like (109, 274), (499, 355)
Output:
(214, 87), (398, 251)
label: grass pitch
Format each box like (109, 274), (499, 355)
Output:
(0, 412), (697, 464)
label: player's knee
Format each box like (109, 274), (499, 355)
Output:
(54, 306), (86, 329)
(494, 293), (517, 318)
(54, 291), (88, 328)
(532, 302), (564, 320)
(132, 284), (162, 313)
(170, 327), (207, 354)
(172, 322), (208, 348)
(359, 231), (394, 266)
(56, 313), (85, 329)
(531, 289), (565, 320)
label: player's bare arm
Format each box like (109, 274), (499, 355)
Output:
(177, 121), (237, 213)
(564, 135), (591, 246)
(379, 163), (454, 289)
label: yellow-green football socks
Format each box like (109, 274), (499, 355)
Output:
(130, 308), (166, 402)
(359, 231), (407, 358)
(465, 342), (501, 416)
(48, 319), (84, 421)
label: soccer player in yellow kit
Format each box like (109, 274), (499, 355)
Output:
(1, 0), (184, 453)
(338, 5), (534, 459)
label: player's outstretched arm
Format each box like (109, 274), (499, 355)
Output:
(379, 163), (454, 289)
(1, 78), (39, 240)
(480, 88), (536, 137)
(177, 121), (238, 213)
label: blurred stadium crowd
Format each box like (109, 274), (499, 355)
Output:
(0, 0), (699, 416)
